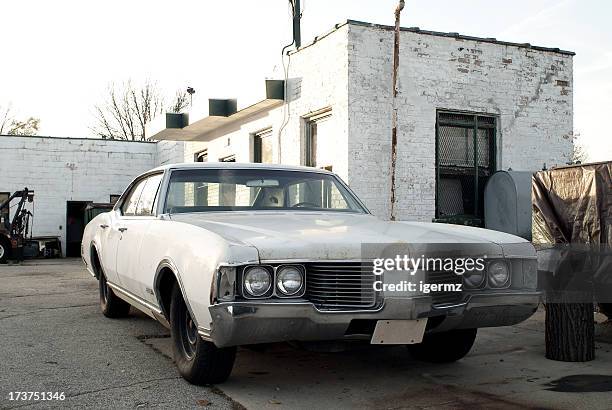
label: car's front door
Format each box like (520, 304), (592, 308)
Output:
(98, 209), (124, 284)
(115, 173), (163, 298)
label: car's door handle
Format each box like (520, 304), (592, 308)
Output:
(118, 227), (128, 233)
(99, 224), (109, 229)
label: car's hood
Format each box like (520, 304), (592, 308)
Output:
(168, 212), (527, 261)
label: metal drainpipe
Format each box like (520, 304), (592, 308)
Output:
(390, 0), (404, 221)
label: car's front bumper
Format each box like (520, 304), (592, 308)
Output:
(206, 292), (540, 347)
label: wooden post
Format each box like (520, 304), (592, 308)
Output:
(545, 302), (595, 362)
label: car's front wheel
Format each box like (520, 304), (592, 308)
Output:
(408, 328), (477, 363)
(170, 284), (236, 385)
(99, 271), (131, 318)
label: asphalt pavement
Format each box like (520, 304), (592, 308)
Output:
(1, 259), (612, 409)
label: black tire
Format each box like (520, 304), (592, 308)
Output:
(408, 328), (477, 363)
(599, 303), (612, 319)
(99, 271), (131, 318)
(170, 284), (236, 385)
(0, 237), (10, 263)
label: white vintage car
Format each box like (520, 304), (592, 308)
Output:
(82, 163), (539, 384)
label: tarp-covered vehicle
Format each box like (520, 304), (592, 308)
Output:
(532, 161), (611, 361)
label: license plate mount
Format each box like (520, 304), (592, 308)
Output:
(371, 319), (428, 345)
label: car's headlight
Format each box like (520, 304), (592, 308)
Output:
(463, 270), (485, 288)
(243, 266), (272, 297)
(276, 265), (304, 296)
(488, 260), (510, 288)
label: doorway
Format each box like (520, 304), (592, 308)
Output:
(66, 201), (91, 257)
(435, 111), (496, 226)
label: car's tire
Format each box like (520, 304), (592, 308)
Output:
(0, 237), (10, 264)
(170, 284), (236, 385)
(408, 328), (477, 363)
(99, 270), (131, 318)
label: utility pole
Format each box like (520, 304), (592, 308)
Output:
(390, 0), (404, 221)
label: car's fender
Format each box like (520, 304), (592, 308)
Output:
(139, 218), (259, 335)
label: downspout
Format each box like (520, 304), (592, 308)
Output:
(277, 0), (302, 164)
(389, 0), (405, 221)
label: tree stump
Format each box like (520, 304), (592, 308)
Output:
(545, 302), (595, 362)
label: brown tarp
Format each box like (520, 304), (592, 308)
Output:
(532, 161), (611, 246)
(532, 161), (612, 303)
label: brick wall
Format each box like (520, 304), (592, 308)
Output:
(347, 23), (573, 221)
(0, 136), (158, 253)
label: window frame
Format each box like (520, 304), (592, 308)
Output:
(302, 108), (332, 168)
(252, 127), (273, 164)
(434, 110), (497, 222)
(115, 171), (165, 218)
(219, 155), (236, 163)
(194, 149), (208, 163)
(135, 174), (164, 216)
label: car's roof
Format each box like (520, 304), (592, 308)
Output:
(150, 162), (334, 174)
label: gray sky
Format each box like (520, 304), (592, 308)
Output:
(1, 0), (610, 161)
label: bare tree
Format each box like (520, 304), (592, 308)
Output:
(7, 117), (40, 136)
(0, 104), (12, 134)
(569, 133), (589, 164)
(1, 103), (40, 136)
(571, 143), (589, 164)
(169, 89), (190, 113)
(91, 80), (164, 140)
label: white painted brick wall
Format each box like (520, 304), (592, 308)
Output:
(0, 136), (157, 254)
(347, 24), (573, 221)
(156, 140), (185, 166)
(180, 22), (573, 223)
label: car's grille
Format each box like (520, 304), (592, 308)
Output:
(304, 262), (377, 310)
(426, 270), (464, 305)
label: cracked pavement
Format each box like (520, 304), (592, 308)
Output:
(0, 259), (236, 409)
(1, 259), (612, 409)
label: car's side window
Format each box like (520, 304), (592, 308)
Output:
(135, 174), (163, 216)
(121, 179), (148, 216)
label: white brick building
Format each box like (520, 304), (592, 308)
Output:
(1, 20), (574, 257)
(153, 20), (574, 223)
(0, 136), (182, 256)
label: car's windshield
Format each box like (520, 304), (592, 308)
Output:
(164, 168), (366, 214)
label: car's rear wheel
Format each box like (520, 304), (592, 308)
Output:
(170, 284), (236, 385)
(99, 270), (131, 318)
(408, 328), (477, 363)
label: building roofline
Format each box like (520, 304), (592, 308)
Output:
(150, 162), (334, 174)
(0, 134), (156, 143)
(291, 19), (575, 56)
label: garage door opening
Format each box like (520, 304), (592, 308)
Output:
(66, 201), (91, 257)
